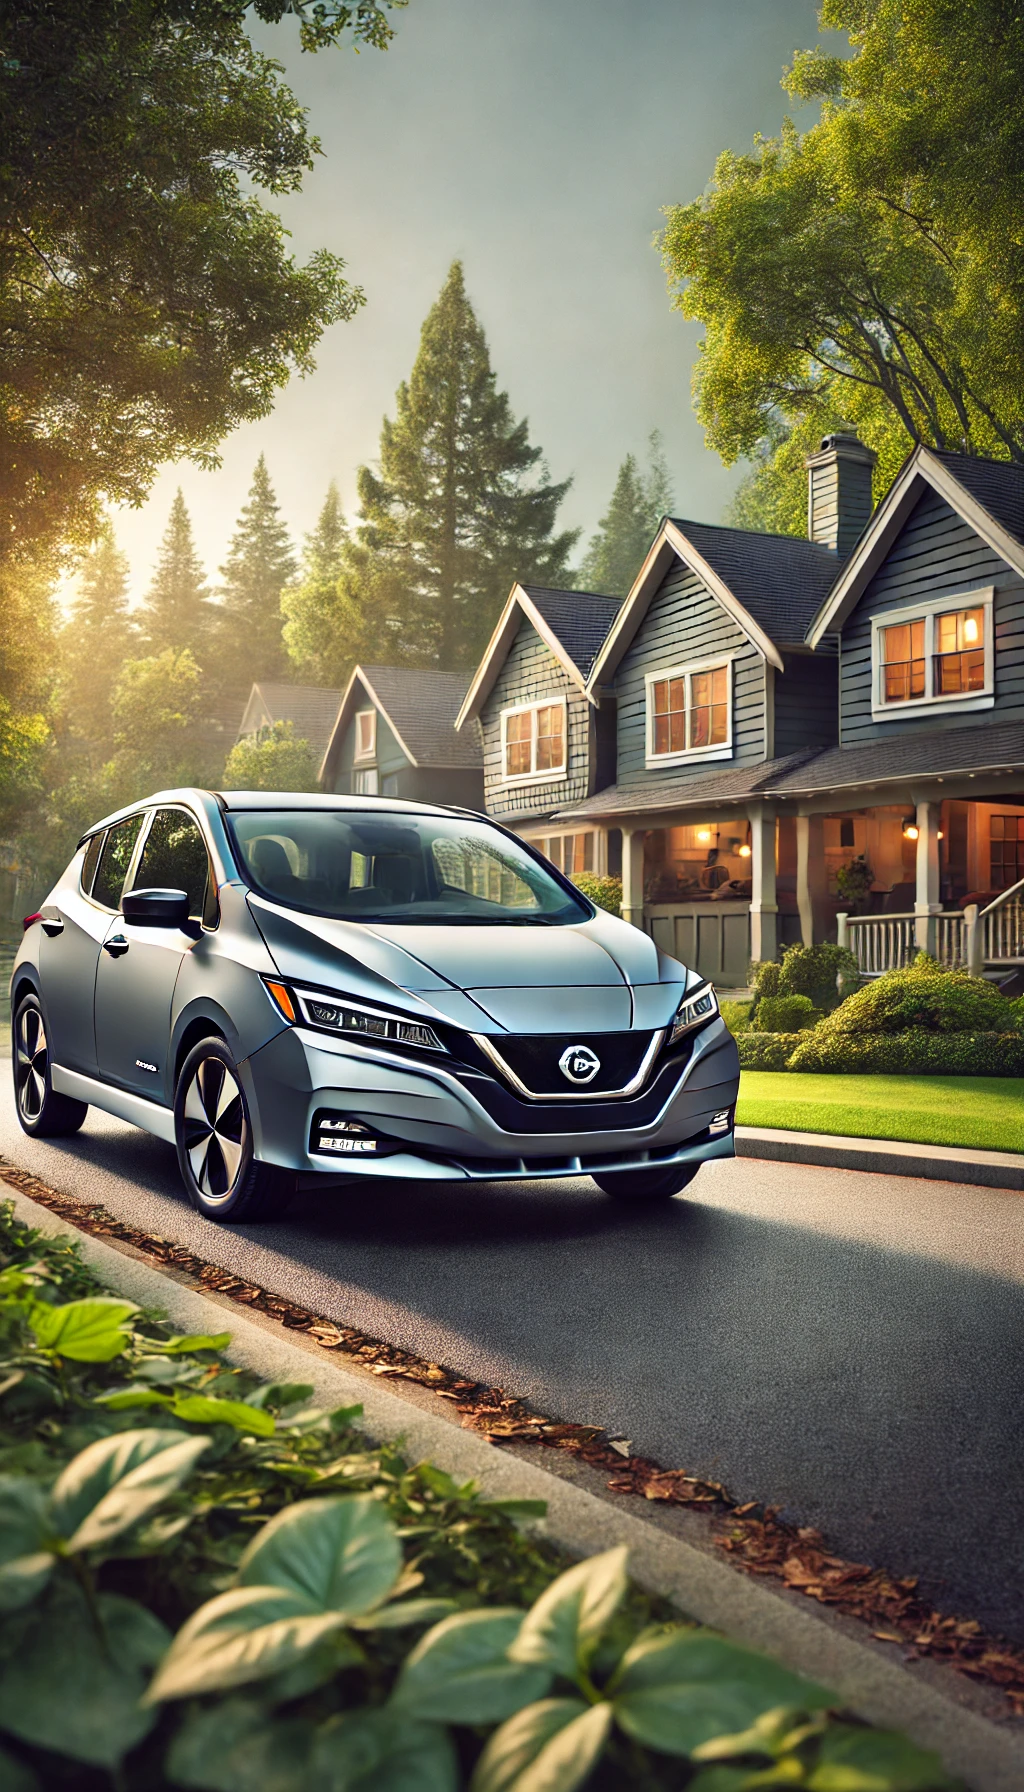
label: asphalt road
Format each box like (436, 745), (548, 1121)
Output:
(2, 1080), (1022, 1642)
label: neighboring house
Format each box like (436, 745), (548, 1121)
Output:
(454, 583), (622, 876)
(320, 665), (483, 808)
(236, 683), (344, 768)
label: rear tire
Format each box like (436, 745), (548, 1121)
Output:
(593, 1162), (700, 1202)
(174, 1037), (294, 1222)
(12, 994), (88, 1137)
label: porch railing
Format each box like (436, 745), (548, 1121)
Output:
(839, 876), (1024, 975)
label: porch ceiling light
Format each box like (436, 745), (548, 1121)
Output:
(696, 827), (712, 844)
(902, 817), (920, 840)
(737, 844), (752, 859)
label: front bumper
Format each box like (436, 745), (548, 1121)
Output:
(240, 1016), (740, 1185)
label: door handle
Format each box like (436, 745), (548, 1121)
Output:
(40, 917), (64, 937)
(103, 935), (129, 958)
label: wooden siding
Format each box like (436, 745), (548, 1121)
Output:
(613, 561), (766, 787)
(328, 686), (407, 794)
(480, 616), (591, 818)
(774, 650), (839, 757)
(839, 487), (1024, 745)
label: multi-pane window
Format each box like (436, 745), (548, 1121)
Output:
(648, 662), (730, 759)
(353, 768), (379, 795)
(501, 700), (566, 780)
(355, 710), (376, 758)
(875, 597), (991, 710)
(991, 815), (1024, 891)
(533, 832), (595, 875)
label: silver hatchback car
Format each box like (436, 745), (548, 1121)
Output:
(11, 790), (739, 1222)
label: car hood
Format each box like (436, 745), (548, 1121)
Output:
(248, 896), (688, 1035)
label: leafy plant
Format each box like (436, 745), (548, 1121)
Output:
(835, 857), (875, 911)
(755, 994), (819, 1034)
(571, 873), (623, 916)
(719, 999), (752, 1036)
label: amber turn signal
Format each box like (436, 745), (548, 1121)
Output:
(265, 980), (296, 1022)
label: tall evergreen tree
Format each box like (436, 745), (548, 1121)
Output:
(281, 483), (349, 685)
(62, 522), (138, 760)
(140, 490), (212, 657)
(214, 456), (297, 697)
(578, 431), (675, 597)
(331, 261), (578, 676)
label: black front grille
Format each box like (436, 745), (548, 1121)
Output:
(446, 1043), (694, 1133)
(470, 1030), (658, 1097)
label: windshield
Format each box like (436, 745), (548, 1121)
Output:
(226, 809), (590, 926)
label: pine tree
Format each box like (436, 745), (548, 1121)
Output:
(578, 432), (675, 598)
(214, 456), (297, 698)
(140, 490), (212, 657)
(281, 483), (348, 685)
(62, 522), (138, 760)
(333, 262), (578, 677)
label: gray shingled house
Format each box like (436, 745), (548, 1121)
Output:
(235, 683), (345, 769)
(454, 582), (622, 878)
(319, 665), (483, 808)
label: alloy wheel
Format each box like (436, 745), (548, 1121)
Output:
(183, 1056), (246, 1203)
(15, 1006), (48, 1123)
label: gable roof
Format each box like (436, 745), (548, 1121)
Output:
(455, 583), (621, 728)
(320, 665), (482, 784)
(236, 683), (343, 760)
(587, 518), (841, 688)
(807, 446), (1024, 646)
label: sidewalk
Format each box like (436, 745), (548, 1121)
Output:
(736, 1126), (1024, 1190)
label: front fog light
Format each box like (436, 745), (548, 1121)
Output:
(709, 1109), (732, 1135)
(670, 982), (719, 1043)
(311, 1114), (393, 1157)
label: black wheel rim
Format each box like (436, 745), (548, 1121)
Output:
(183, 1057), (246, 1204)
(15, 1007), (48, 1123)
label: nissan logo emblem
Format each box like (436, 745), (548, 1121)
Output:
(558, 1044), (601, 1085)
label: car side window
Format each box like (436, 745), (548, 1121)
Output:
(91, 814), (145, 911)
(80, 832), (103, 896)
(131, 808), (213, 924)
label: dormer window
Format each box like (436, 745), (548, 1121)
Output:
(500, 698), (567, 784)
(355, 709), (376, 760)
(871, 589), (993, 719)
(645, 657), (733, 766)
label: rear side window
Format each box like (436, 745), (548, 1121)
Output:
(92, 814), (144, 911)
(131, 808), (213, 924)
(80, 833), (103, 895)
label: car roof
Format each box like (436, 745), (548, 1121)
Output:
(79, 787), (479, 841)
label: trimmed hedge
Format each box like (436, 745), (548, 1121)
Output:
(788, 1028), (1024, 1076)
(571, 872), (622, 915)
(737, 1032), (809, 1070)
(756, 994), (820, 1033)
(822, 962), (1017, 1037)
(749, 943), (860, 1017)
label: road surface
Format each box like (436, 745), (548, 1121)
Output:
(2, 1081), (1022, 1641)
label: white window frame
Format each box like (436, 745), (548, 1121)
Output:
(870, 586), (995, 720)
(354, 708), (377, 761)
(353, 767), (379, 795)
(644, 653), (735, 768)
(499, 696), (568, 786)
(524, 828), (604, 876)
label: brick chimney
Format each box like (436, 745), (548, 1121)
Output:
(804, 431), (876, 555)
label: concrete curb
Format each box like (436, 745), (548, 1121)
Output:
(8, 1189), (1022, 1792)
(736, 1126), (1024, 1190)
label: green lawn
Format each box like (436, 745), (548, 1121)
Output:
(737, 1072), (1024, 1153)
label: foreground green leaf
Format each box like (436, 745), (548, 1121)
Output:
(471, 1697), (612, 1792)
(312, 1708), (458, 1792)
(28, 1297), (137, 1361)
(807, 1724), (962, 1791)
(171, 1392), (276, 1435)
(0, 1580), (168, 1765)
(0, 1553), (54, 1614)
(51, 1429), (211, 1552)
(166, 1696), (314, 1792)
(391, 1610), (553, 1724)
(0, 1480), (48, 1567)
(146, 1585), (352, 1702)
(159, 1332), (232, 1355)
(613, 1631), (833, 1758)
(509, 1547), (628, 1679)
(236, 1494), (401, 1617)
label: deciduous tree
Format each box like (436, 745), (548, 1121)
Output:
(223, 721), (320, 791)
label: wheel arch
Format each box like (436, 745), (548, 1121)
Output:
(11, 968), (41, 1017)
(171, 1006), (235, 1090)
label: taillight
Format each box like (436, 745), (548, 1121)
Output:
(22, 913), (43, 932)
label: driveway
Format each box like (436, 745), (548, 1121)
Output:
(2, 1080), (1022, 1642)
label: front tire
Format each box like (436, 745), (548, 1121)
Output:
(12, 994), (88, 1137)
(174, 1037), (294, 1222)
(593, 1162), (700, 1202)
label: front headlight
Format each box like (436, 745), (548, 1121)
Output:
(263, 979), (446, 1054)
(670, 981), (719, 1044)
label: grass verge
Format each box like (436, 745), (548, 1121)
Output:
(737, 1072), (1024, 1152)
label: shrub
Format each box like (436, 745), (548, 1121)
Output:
(775, 942), (860, 1012)
(756, 993), (819, 1032)
(823, 962), (1018, 1038)
(737, 1032), (809, 1070)
(748, 959), (780, 1007)
(835, 855), (874, 909)
(788, 1029), (1024, 1076)
(571, 872), (622, 915)
(719, 998), (752, 1034)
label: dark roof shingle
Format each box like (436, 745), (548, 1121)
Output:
(768, 720), (1024, 797)
(238, 683), (342, 758)
(668, 520), (842, 647)
(551, 752), (821, 821)
(518, 586), (622, 679)
(358, 667), (482, 767)
(927, 450), (1024, 551)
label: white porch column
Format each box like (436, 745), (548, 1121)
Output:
(796, 812), (826, 947)
(914, 798), (942, 955)
(621, 827), (646, 930)
(749, 803), (778, 964)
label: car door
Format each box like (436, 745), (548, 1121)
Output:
(94, 806), (214, 1097)
(39, 813), (146, 1075)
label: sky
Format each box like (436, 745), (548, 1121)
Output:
(107, 0), (831, 601)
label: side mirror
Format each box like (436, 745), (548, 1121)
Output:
(122, 887), (192, 929)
